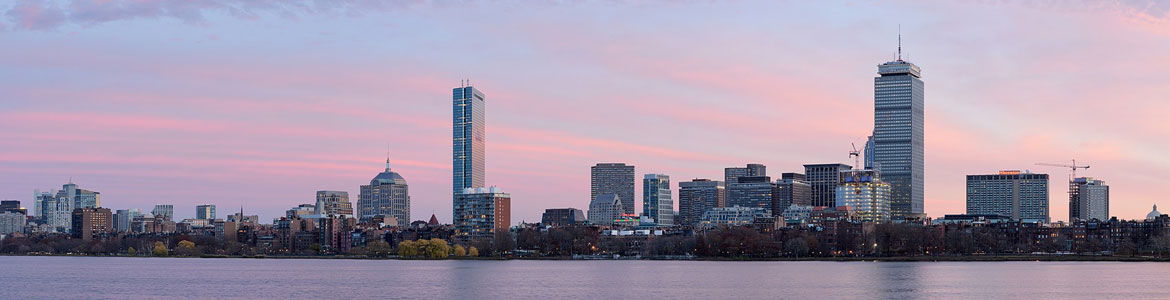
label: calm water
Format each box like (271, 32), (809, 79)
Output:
(2, 256), (1170, 299)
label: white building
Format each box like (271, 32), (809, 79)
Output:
(835, 169), (891, 222)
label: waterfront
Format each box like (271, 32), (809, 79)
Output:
(4, 256), (1170, 299)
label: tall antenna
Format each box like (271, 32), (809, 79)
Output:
(897, 24), (902, 61)
(385, 143), (391, 171)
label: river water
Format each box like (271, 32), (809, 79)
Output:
(1, 256), (1167, 299)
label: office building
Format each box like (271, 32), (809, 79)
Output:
(775, 173), (812, 214)
(196, 204), (216, 220)
(0, 211), (25, 235)
(1070, 177), (1109, 221)
(358, 159), (410, 226)
(804, 163), (852, 207)
(863, 134), (875, 170)
(966, 171), (1049, 223)
(724, 164), (767, 186)
(57, 182), (101, 209)
(872, 53), (925, 219)
(678, 179), (725, 227)
(315, 190), (354, 218)
(835, 169), (892, 222)
(453, 85), (486, 195)
(453, 187), (511, 244)
(698, 206), (771, 229)
(287, 204), (316, 218)
(726, 176), (776, 210)
(591, 163), (635, 215)
(1, 200), (24, 215)
(36, 190), (71, 232)
(113, 209), (140, 232)
(541, 208), (586, 226)
(71, 207), (113, 241)
(152, 204), (174, 221)
(642, 174), (673, 225)
(588, 193), (624, 225)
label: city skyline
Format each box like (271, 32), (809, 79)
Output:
(2, 1), (1169, 223)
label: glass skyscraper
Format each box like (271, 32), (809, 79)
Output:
(873, 58), (924, 219)
(642, 174), (673, 225)
(453, 86), (486, 195)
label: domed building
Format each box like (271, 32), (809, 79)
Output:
(1147, 204), (1162, 221)
(357, 158), (410, 226)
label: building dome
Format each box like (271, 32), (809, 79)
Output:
(1147, 204), (1161, 220)
(370, 158), (407, 185)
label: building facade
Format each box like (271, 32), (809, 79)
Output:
(113, 209), (139, 232)
(804, 163), (852, 207)
(588, 193), (624, 226)
(453, 85), (486, 196)
(775, 173), (812, 214)
(315, 190), (354, 218)
(591, 163), (635, 215)
(152, 204), (174, 221)
(642, 174), (673, 225)
(699, 206), (771, 229)
(724, 164), (766, 186)
(678, 179), (725, 227)
(726, 176), (776, 210)
(541, 208), (586, 226)
(835, 169), (891, 222)
(0, 211), (25, 235)
(1070, 177), (1109, 221)
(358, 160), (410, 226)
(966, 171), (1049, 223)
(453, 187), (511, 244)
(57, 183), (100, 209)
(872, 58), (925, 219)
(71, 207), (112, 241)
(196, 204), (216, 220)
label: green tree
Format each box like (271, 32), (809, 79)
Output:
(398, 240), (419, 257)
(454, 245), (467, 257)
(152, 241), (168, 256)
(468, 246), (479, 257)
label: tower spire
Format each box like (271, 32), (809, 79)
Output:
(897, 24), (902, 61)
(385, 144), (391, 171)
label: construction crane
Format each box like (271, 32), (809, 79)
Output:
(849, 142), (861, 170)
(1035, 159), (1090, 180)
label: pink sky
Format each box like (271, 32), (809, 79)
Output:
(1, 1), (1169, 223)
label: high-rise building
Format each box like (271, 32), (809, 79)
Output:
(835, 169), (891, 222)
(591, 163), (635, 215)
(71, 207), (112, 241)
(315, 191), (353, 218)
(196, 204), (216, 220)
(724, 164), (766, 186)
(872, 52), (925, 219)
(678, 179), (725, 227)
(57, 183), (101, 209)
(453, 85), (486, 195)
(0, 211), (25, 235)
(113, 209), (139, 232)
(0, 200), (23, 215)
(588, 193), (624, 226)
(1070, 177), (1109, 221)
(358, 159), (410, 226)
(804, 163), (852, 207)
(775, 173), (812, 214)
(541, 208), (586, 226)
(966, 171), (1049, 223)
(35, 190), (70, 232)
(863, 135), (876, 170)
(726, 176), (776, 210)
(453, 187), (510, 244)
(152, 204), (174, 221)
(642, 174), (673, 226)
(287, 204), (316, 218)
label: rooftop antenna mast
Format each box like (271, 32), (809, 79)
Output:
(897, 24), (902, 61)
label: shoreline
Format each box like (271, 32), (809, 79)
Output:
(4, 253), (1170, 262)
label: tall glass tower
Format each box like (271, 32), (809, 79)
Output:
(873, 55), (924, 219)
(453, 85), (486, 197)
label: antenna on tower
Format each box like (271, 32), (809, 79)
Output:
(893, 25), (903, 61)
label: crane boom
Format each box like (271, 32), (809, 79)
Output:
(1034, 159), (1090, 179)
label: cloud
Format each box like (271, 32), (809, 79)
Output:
(1, 0), (428, 31)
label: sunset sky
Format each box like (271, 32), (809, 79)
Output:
(2, 0), (1168, 223)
